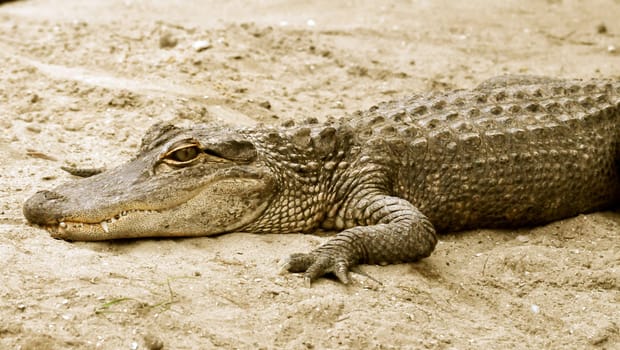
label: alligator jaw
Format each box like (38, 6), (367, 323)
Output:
(35, 209), (161, 241)
(25, 175), (273, 241)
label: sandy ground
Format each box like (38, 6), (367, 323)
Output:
(1, 0), (619, 349)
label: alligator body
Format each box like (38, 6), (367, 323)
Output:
(23, 76), (620, 284)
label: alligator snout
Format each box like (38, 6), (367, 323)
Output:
(23, 190), (68, 225)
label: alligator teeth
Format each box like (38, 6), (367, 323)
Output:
(100, 221), (109, 233)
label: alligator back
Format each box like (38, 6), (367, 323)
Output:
(345, 77), (620, 232)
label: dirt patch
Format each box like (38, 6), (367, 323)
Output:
(1, 0), (619, 349)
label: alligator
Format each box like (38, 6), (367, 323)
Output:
(23, 76), (620, 285)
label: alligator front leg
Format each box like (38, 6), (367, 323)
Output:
(282, 195), (437, 285)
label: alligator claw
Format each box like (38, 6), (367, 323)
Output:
(282, 252), (352, 286)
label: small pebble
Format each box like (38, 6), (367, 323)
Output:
(26, 125), (41, 133)
(596, 23), (607, 34)
(258, 100), (271, 109)
(159, 33), (178, 49)
(530, 304), (540, 314)
(192, 40), (212, 52)
(144, 334), (164, 350)
(516, 235), (529, 243)
(607, 45), (617, 54)
(64, 120), (84, 132)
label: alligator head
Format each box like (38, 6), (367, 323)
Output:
(23, 122), (277, 240)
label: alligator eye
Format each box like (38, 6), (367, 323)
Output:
(170, 146), (199, 162)
(162, 143), (202, 165)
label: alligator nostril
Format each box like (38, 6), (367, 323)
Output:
(40, 190), (67, 201)
(23, 190), (67, 225)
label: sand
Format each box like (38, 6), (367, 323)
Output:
(1, 0), (619, 349)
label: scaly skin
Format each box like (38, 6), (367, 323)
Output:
(23, 76), (620, 284)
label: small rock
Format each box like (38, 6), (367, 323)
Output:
(17, 113), (33, 122)
(588, 319), (617, 345)
(144, 334), (164, 350)
(26, 149), (57, 161)
(159, 33), (178, 49)
(530, 304), (540, 314)
(607, 44), (617, 54)
(26, 125), (41, 133)
(258, 100), (271, 109)
(63, 120), (84, 132)
(596, 23), (608, 34)
(515, 235), (530, 243)
(192, 40), (212, 52)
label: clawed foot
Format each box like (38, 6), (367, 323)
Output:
(280, 252), (384, 288)
(280, 252), (353, 286)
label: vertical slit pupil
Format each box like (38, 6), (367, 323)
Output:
(173, 146), (199, 162)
